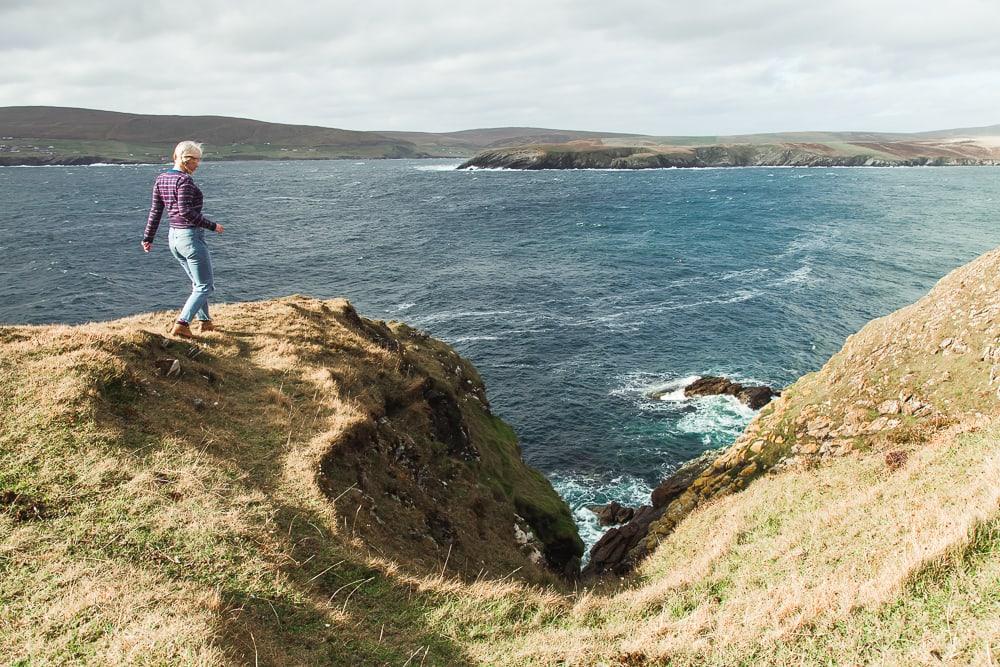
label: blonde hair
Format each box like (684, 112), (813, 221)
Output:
(173, 140), (204, 161)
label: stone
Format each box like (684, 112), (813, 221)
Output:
(582, 505), (661, 577)
(799, 441), (820, 455)
(650, 449), (719, 508)
(877, 400), (901, 415)
(588, 501), (635, 526)
(683, 376), (777, 409)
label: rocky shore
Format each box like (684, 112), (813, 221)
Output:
(458, 143), (1000, 170)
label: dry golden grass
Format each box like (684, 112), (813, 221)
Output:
(456, 422), (999, 666)
(0, 297), (572, 665)
(2, 295), (997, 666)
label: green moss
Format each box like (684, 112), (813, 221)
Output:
(466, 409), (583, 568)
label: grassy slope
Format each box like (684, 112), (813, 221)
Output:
(4, 242), (1000, 664)
(0, 297), (578, 666)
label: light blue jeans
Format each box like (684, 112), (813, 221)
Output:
(168, 227), (214, 324)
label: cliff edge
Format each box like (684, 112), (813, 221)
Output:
(3, 251), (998, 665)
(0, 297), (581, 665)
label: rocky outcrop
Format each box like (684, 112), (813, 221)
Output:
(648, 376), (777, 409)
(582, 449), (718, 577)
(588, 501), (635, 526)
(458, 143), (1000, 170)
(0, 296), (583, 583)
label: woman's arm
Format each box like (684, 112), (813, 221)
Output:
(142, 181), (165, 250)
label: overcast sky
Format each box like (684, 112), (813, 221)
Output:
(2, 0), (999, 135)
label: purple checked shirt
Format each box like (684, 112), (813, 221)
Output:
(143, 169), (217, 243)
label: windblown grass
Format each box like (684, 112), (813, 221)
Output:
(1, 296), (996, 665)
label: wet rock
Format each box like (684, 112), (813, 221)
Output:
(587, 501), (635, 526)
(651, 449), (720, 509)
(583, 505), (661, 577)
(684, 376), (777, 409)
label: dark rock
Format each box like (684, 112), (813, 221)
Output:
(587, 501), (635, 526)
(192, 398), (205, 411)
(582, 505), (661, 577)
(685, 376), (739, 397)
(424, 384), (479, 461)
(737, 385), (776, 410)
(583, 448), (724, 578)
(684, 376), (776, 409)
(650, 449), (718, 508)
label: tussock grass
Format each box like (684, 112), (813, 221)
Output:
(461, 423), (999, 665)
(0, 297), (570, 665)
(2, 295), (996, 665)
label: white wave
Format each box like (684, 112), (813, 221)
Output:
(391, 302), (416, 312)
(648, 375), (702, 402)
(662, 289), (759, 311)
(718, 267), (771, 281)
(676, 395), (755, 446)
(413, 163), (461, 171)
(549, 472), (654, 555)
(769, 264), (817, 288)
(413, 309), (517, 327)
(448, 335), (500, 343)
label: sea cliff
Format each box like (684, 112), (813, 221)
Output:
(459, 142), (1000, 169)
(3, 258), (998, 664)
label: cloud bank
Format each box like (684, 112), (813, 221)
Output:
(2, 0), (998, 134)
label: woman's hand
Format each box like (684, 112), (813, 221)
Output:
(141, 241), (152, 253)
(215, 224), (225, 234)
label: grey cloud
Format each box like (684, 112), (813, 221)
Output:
(2, 1), (999, 134)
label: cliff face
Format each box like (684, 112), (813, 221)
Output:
(0, 297), (581, 664)
(459, 142), (1000, 169)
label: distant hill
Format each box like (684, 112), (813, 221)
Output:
(3, 105), (1000, 166)
(0, 106), (643, 165)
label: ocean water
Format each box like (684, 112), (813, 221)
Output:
(3, 160), (1000, 550)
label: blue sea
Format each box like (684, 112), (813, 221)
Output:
(3, 160), (999, 548)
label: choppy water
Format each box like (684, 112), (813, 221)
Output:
(3, 160), (999, 549)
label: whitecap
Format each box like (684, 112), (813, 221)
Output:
(413, 309), (517, 327)
(769, 264), (817, 288)
(676, 395), (755, 446)
(647, 375), (702, 402)
(448, 335), (500, 343)
(413, 163), (461, 172)
(548, 472), (654, 555)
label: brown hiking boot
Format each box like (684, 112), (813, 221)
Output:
(198, 319), (216, 333)
(171, 322), (194, 338)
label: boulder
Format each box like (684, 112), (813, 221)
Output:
(587, 501), (635, 526)
(582, 505), (661, 577)
(684, 376), (777, 409)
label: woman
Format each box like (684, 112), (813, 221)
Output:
(142, 140), (225, 337)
